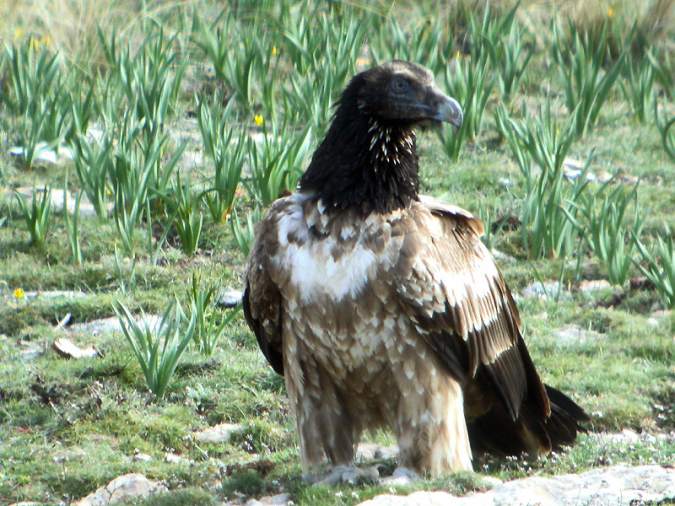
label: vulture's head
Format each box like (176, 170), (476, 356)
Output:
(300, 60), (462, 213)
(345, 60), (463, 129)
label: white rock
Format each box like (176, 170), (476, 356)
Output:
(194, 423), (242, 444)
(132, 453), (153, 463)
(553, 324), (605, 347)
(9, 143), (73, 164)
(15, 290), (87, 302)
(252, 494), (291, 505)
(358, 465), (675, 506)
(490, 249), (516, 264)
(521, 281), (569, 301)
(19, 343), (43, 361)
(164, 452), (191, 465)
(216, 289), (243, 308)
(52, 447), (87, 463)
(67, 314), (161, 337)
(381, 467), (419, 487)
(73, 473), (166, 506)
(577, 279), (611, 293)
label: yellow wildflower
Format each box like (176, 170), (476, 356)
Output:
(41, 35), (52, 48)
(254, 114), (264, 127)
(14, 27), (24, 41)
(271, 46), (278, 57)
(607, 6), (614, 18)
(13, 287), (25, 300)
(454, 50), (462, 60)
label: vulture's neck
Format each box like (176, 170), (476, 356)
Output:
(299, 104), (419, 215)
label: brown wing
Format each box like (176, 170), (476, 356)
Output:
(243, 207), (284, 376)
(394, 200), (550, 422)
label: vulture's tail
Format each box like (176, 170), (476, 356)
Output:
(467, 384), (589, 458)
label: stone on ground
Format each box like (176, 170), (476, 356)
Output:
(358, 465), (675, 506)
(194, 422), (242, 444)
(73, 473), (166, 506)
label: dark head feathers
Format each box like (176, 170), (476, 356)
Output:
(299, 61), (462, 214)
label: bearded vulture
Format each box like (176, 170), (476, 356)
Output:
(243, 61), (588, 478)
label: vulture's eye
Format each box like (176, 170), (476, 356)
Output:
(392, 77), (410, 93)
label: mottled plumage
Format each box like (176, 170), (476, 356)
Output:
(244, 61), (587, 477)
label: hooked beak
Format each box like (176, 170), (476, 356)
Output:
(432, 91), (463, 129)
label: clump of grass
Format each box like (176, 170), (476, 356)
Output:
(197, 98), (246, 224)
(551, 20), (626, 138)
(63, 180), (83, 265)
(99, 28), (185, 136)
(368, 15), (445, 75)
(186, 274), (240, 356)
(473, 2), (534, 103)
(572, 183), (643, 286)
(633, 228), (674, 309)
(439, 52), (494, 161)
(14, 186), (52, 250)
(621, 51), (656, 123)
(654, 103), (675, 162)
(170, 175), (203, 256)
(495, 105), (585, 259)
(115, 299), (196, 399)
(246, 125), (313, 206)
(231, 207), (263, 257)
(4, 41), (74, 167)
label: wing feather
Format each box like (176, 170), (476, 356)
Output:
(394, 201), (550, 421)
(243, 203), (286, 376)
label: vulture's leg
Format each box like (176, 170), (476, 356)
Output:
(284, 348), (359, 478)
(393, 361), (473, 475)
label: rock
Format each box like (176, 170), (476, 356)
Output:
(67, 314), (161, 337)
(358, 465), (675, 506)
(10, 290), (87, 302)
(577, 279), (611, 293)
(497, 177), (513, 188)
(14, 185), (109, 218)
(381, 467), (420, 487)
(132, 453), (152, 463)
(617, 172), (639, 185)
(521, 281), (569, 301)
(194, 423), (242, 444)
(317, 465), (379, 486)
(356, 443), (398, 462)
(19, 343), (43, 361)
(216, 289), (243, 308)
(165, 452), (191, 465)
(490, 249), (516, 264)
(52, 338), (100, 359)
(53, 447), (87, 464)
(246, 494), (291, 505)
(9, 143), (74, 164)
(596, 169), (613, 184)
(480, 475), (503, 488)
(563, 158), (593, 182)
(553, 324), (605, 347)
(73, 473), (166, 506)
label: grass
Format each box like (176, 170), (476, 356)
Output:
(0, 0), (674, 505)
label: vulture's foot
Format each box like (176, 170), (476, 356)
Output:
(381, 466), (420, 485)
(309, 464), (380, 486)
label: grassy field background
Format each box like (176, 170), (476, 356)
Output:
(0, 0), (673, 504)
